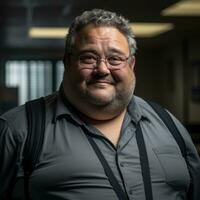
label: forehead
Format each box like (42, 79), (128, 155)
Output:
(74, 24), (129, 52)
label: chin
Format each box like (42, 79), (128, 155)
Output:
(84, 89), (114, 105)
(89, 96), (114, 106)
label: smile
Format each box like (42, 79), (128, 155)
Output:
(88, 79), (115, 85)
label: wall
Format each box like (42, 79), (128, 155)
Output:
(188, 38), (200, 124)
(134, 45), (185, 122)
(159, 37), (200, 124)
(135, 37), (200, 124)
(134, 48), (164, 104)
(161, 43), (184, 122)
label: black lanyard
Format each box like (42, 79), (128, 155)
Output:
(82, 123), (153, 200)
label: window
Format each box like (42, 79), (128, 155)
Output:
(56, 61), (64, 89)
(6, 60), (53, 105)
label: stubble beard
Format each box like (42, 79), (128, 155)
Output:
(63, 70), (136, 119)
(82, 79), (136, 116)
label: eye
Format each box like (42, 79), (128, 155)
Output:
(107, 55), (124, 66)
(79, 54), (97, 64)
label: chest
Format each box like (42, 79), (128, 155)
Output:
(27, 119), (190, 198)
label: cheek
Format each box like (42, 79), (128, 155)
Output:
(111, 68), (135, 83)
(78, 69), (93, 80)
(68, 68), (92, 83)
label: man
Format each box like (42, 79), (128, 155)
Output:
(0, 9), (200, 200)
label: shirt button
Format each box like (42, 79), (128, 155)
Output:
(120, 162), (124, 167)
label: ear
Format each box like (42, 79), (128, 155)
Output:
(63, 53), (71, 69)
(129, 56), (136, 70)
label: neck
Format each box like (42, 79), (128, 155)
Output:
(80, 109), (127, 146)
(78, 108), (126, 125)
(61, 84), (127, 145)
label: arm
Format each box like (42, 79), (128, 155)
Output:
(0, 118), (22, 199)
(170, 115), (200, 200)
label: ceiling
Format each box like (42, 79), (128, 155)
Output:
(1, 0), (200, 52)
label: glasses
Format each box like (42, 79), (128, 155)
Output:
(74, 53), (131, 70)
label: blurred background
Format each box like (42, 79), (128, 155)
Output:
(0, 0), (200, 152)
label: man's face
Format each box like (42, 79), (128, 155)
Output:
(63, 24), (136, 118)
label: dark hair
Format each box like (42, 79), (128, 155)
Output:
(64, 9), (137, 62)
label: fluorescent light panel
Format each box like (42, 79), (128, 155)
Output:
(29, 27), (68, 38)
(162, 0), (200, 16)
(131, 23), (174, 37)
(29, 23), (174, 39)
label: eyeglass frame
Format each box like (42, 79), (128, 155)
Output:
(70, 52), (133, 70)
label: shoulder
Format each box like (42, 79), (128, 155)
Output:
(0, 104), (27, 147)
(134, 95), (184, 127)
(0, 92), (58, 139)
(133, 96), (199, 156)
(132, 96), (164, 121)
(0, 104), (27, 133)
(133, 95), (189, 135)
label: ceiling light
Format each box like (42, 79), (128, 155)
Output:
(131, 23), (174, 37)
(162, 0), (200, 16)
(29, 23), (174, 39)
(29, 27), (68, 38)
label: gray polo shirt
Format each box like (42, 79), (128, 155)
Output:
(0, 91), (200, 200)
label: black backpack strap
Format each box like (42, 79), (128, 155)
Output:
(83, 124), (154, 200)
(23, 97), (46, 199)
(146, 100), (187, 159)
(136, 123), (153, 200)
(82, 126), (129, 200)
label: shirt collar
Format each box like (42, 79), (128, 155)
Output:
(53, 86), (147, 124)
(127, 96), (148, 124)
(52, 86), (84, 125)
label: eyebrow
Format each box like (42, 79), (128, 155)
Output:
(75, 49), (99, 56)
(75, 48), (128, 56)
(107, 48), (128, 55)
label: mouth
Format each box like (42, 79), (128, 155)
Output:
(88, 79), (116, 85)
(92, 80), (113, 84)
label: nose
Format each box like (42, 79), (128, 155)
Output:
(94, 58), (110, 74)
